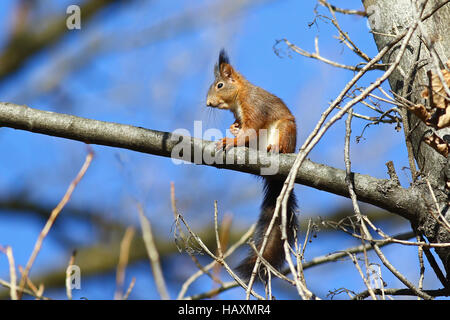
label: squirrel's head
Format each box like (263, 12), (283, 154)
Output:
(206, 49), (240, 110)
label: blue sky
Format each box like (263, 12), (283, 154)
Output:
(0, 0), (443, 300)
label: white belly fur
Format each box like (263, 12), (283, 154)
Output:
(256, 120), (280, 150)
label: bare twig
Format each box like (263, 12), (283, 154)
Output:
(347, 253), (377, 300)
(353, 287), (449, 300)
(417, 233), (450, 289)
(18, 150), (94, 299)
(0, 246), (18, 300)
(318, 0), (366, 17)
(323, 1), (371, 62)
(212, 213), (233, 286)
(123, 277), (136, 300)
(330, 217), (450, 248)
(416, 234), (425, 297)
(282, 226), (315, 299)
(137, 203), (170, 300)
(114, 227), (135, 300)
(65, 250), (77, 300)
(344, 110), (377, 300)
(247, 242), (295, 285)
(280, 38), (383, 72)
(425, 179), (450, 233)
(214, 201), (223, 259)
(297, 231), (415, 271)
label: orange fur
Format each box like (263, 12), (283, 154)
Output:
(206, 49), (298, 280)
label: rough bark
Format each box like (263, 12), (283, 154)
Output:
(363, 0), (450, 278)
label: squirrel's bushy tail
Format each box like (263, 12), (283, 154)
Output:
(236, 178), (297, 281)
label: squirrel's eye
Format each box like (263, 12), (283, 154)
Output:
(217, 82), (224, 89)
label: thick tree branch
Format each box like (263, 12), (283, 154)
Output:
(0, 102), (427, 222)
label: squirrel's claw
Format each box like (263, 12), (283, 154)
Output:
(229, 122), (240, 137)
(216, 138), (235, 151)
(267, 144), (280, 154)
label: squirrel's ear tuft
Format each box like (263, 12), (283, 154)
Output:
(214, 63), (220, 78)
(218, 49), (230, 67)
(218, 49), (234, 80)
(214, 49), (229, 78)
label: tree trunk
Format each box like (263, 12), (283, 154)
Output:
(363, 0), (450, 279)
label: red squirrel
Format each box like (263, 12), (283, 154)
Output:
(206, 49), (297, 280)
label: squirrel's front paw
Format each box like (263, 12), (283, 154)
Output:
(267, 144), (280, 153)
(216, 138), (235, 151)
(229, 122), (240, 137)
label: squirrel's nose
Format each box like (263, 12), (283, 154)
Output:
(206, 99), (212, 107)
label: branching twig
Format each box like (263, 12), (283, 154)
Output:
(175, 208), (264, 300)
(318, 0), (366, 17)
(0, 278), (49, 300)
(177, 224), (255, 300)
(278, 38), (384, 72)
